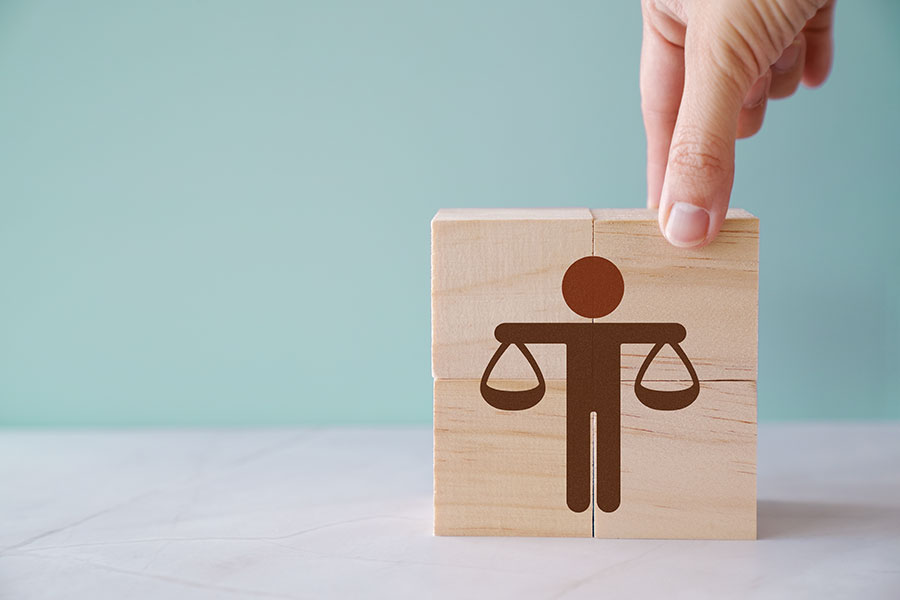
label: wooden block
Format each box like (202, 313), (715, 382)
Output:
(592, 208), (759, 380)
(606, 379), (756, 539)
(434, 379), (756, 539)
(431, 208), (593, 380)
(434, 379), (592, 537)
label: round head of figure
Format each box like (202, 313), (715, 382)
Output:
(561, 256), (624, 319)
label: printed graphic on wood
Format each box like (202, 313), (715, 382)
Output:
(480, 256), (701, 514)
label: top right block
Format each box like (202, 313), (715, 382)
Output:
(592, 208), (759, 381)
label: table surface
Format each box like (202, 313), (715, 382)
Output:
(1, 424), (899, 600)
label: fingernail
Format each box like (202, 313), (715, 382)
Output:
(743, 76), (768, 108)
(774, 38), (802, 72)
(664, 202), (710, 248)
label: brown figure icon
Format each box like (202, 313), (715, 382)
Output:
(480, 256), (700, 514)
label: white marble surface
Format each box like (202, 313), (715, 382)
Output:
(1, 424), (899, 599)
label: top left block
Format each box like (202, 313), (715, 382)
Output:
(431, 208), (594, 380)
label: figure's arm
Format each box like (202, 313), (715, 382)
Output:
(494, 322), (579, 345)
(610, 322), (686, 344)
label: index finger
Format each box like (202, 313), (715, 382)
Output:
(640, 6), (686, 208)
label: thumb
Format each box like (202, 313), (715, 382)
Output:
(658, 23), (752, 249)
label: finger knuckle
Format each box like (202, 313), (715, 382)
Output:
(705, 0), (821, 79)
(668, 129), (732, 182)
(709, 31), (763, 87)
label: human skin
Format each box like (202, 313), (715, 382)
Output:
(641, 0), (836, 247)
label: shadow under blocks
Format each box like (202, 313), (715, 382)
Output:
(432, 208), (758, 539)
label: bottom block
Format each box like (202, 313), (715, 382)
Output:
(434, 379), (591, 537)
(434, 379), (756, 539)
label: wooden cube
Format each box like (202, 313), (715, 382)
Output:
(431, 208), (593, 381)
(432, 208), (759, 539)
(592, 209), (758, 381)
(434, 379), (592, 537)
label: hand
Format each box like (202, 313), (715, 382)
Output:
(641, 0), (836, 247)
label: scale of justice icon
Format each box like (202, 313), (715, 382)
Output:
(480, 256), (701, 514)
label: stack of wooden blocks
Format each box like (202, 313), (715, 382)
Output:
(431, 208), (759, 539)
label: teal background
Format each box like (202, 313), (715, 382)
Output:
(1, 1), (897, 426)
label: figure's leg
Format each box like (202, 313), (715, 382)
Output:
(566, 407), (591, 513)
(565, 338), (593, 513)
(595, 341), (621, 513)
(595, 406), (620, 512)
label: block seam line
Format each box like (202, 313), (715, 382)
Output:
(591, 410), (596, 538)
(591, 209), (595, 535)
(590, 209), (595, 260)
